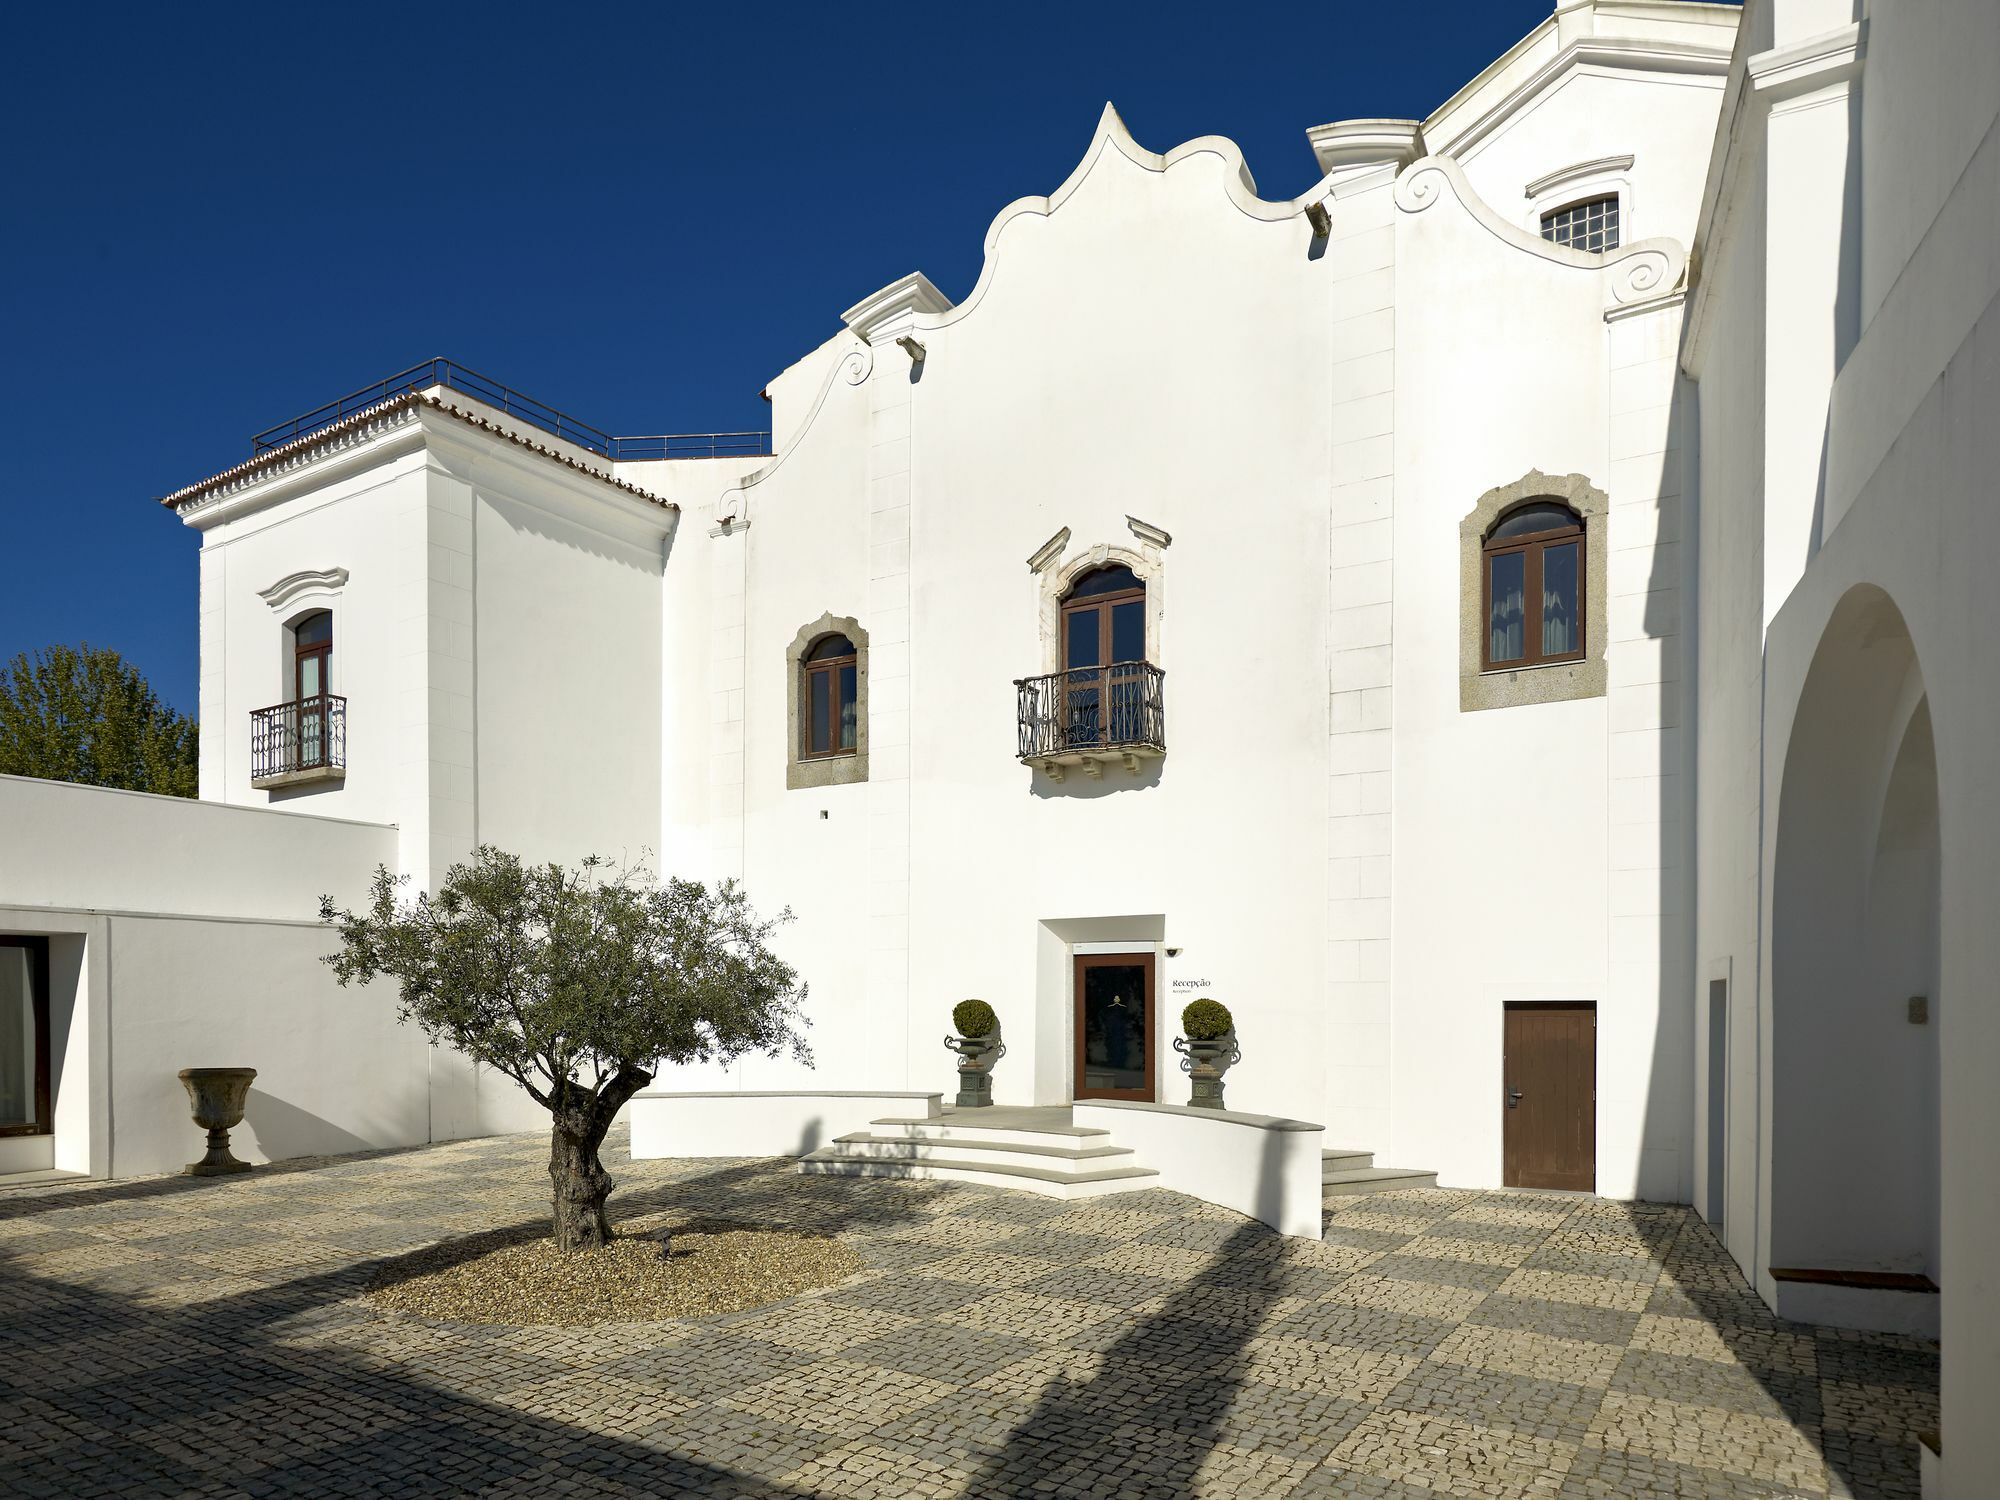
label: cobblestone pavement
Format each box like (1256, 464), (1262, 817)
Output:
(0, 1129), (1936, 1498)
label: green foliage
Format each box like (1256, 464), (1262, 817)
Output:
(952, 998), (997, 1039)
(321, 848), (812, 1119)
(0, 644), (198, 797)
(1181, 999), (1233, 1041)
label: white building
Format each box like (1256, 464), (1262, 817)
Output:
(2, 0), (1995, 1488)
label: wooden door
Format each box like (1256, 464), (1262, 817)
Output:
(1074, 953), (1155, 1101)
(1503, 1002), (1595, 1190)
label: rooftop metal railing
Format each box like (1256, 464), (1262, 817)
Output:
(249, 358), (769, 462)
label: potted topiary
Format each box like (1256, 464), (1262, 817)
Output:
(944, 999), (1004, 1108)
(1173, 1000), (1238, 1109)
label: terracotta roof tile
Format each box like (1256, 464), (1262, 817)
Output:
(158, 391), (676, 512)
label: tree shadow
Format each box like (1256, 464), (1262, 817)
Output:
(962, 1215), (1297, 1497)
(0, 1137), (975, 1497)
(0, 1138), (443, 1218)
(1653, 1203), (1938, 1499)
(0, 1244), (825, 1497)
(962, 1126), (1304, 1496)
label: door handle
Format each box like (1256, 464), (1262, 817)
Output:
(1506, 1087), (1523, 1109)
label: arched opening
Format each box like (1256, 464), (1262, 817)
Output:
(1771, 585), (1939, 1326)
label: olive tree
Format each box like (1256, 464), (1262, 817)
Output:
(321, 848), (809, 1251)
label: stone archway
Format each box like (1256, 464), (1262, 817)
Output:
(1770, 584), (1940, 1326)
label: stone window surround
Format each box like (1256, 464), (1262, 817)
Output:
(1030, 518), (1171, 676)
(1460, 470), (1607, 713)
(786, 613), (869, 790)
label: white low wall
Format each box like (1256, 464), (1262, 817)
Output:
(0, 903), (437, 1181)
(1074, 1100), (1326, 1240)
(629, 1090), (942, 1160)
(0, 775), (395, 922)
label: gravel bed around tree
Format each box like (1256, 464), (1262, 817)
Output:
(361, 1214), (864, 1326)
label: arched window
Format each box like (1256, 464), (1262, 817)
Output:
(292, 610), (334, 769)
(1058, 565), (1151, 750)
(1540, 194), (1619, 252)
(293, 611), (332, 700)
(1061, 565), (1145, 670)
(1482, 501), (1583, 669)
(800, 633), (858, 760)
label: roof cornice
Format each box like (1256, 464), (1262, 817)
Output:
(159, 391), (675, 519)
(1305, 119), (1426, 181)
(1432, 36), (1733, 164)
(842, 272), (954, 345)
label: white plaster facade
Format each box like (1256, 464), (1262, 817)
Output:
(5, 0), (1997, 1487)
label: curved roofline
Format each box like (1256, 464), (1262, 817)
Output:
(1395, 153), (1688, 304)
(916, 102), (1322, 335)
(714, 102), (1329, 525)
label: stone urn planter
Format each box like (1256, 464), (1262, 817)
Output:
(944, 999), (1004, 1108)
(1173, 1000), (1239, 1110)
(177, 1068), (257, 1176)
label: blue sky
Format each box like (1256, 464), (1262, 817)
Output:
(0, 1), (1551, 714)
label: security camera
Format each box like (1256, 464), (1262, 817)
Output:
(1165, 946), (1183, 958)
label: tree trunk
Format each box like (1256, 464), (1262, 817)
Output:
(549, 1111), (616, 1252)
(545, 1063), (653, 1252)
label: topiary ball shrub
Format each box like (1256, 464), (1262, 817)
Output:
(1181, 999), (1234, 1041)
(953, 999), (998, 1039)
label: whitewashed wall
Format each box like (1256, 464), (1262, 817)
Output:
(0, 777), (417, 1178)
(1687, 0), (2000, 1489)
(0, 773), (392, 921)
(658, 15), (1728, 1167)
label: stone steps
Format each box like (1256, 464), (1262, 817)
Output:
(817, 1131), (1138, 1175)
(1321, 1148), (1439, 1197)
(798, 1150), (1159, 1199)
(1321, 1149), (1374, 1180)
(797, 1111), (1161, 1199)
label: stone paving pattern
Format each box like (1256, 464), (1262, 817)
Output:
(0, 1129), (1937, 1498)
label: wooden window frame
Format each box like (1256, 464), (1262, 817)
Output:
(1481, 510), (1586, 671)
(1059, 577), (1148, 752)
(293, 611), (332, 705)
(799, 641), (858, 763)
(0, 936), (52, 1139)
(290, 612), (335, 772)
(1061, 584), (1147, 668)
(1073, 951), (1156, 1103)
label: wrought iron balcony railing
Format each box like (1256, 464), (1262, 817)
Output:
(249, 358), (770, 463)
(250, 695), (346, 787)
(1015, 663), (1165, 780)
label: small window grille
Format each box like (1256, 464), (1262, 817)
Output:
(1541, 195), (1620, 253)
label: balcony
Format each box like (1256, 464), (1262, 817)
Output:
(1015, 663), (1165, 781)
(250, 696), (346, 790)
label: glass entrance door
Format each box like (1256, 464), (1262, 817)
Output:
(0, 938), (51, 1140)
(1074, 952), (1155, 1101)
